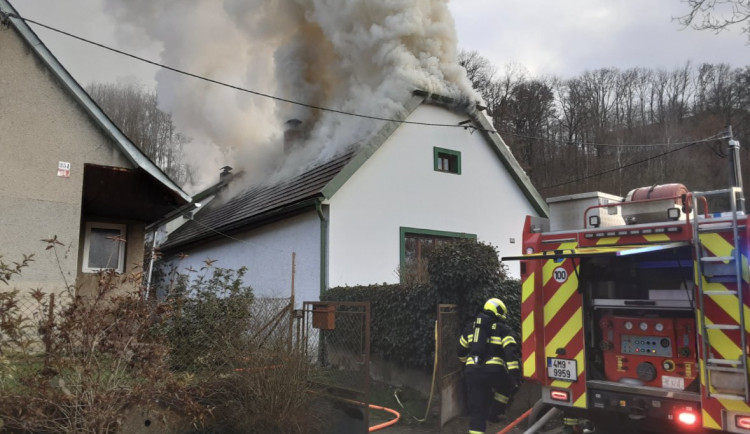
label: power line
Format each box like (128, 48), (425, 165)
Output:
(538, 139), (711, 191)
(5, 12), (495, 132)
(496, 128), (731, 148)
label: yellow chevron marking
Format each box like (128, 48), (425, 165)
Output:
(718, 398), (750, 412)
(524, 351), (536, 377)
(550, 349), (585, 388)
(542, 242), (577, 286)
(523, 311), (535, 342)
(709, 293), (750, 334)
(573, 391), (587, 409)
(644, 234), (670, 242)
(545, 306), (583, 357)
(701, 233), (734, 258)
(705, 318), (743, 360)
(522, 272), (535, 304)
(701, 232), (750, 282)
(702, 408), (721, 430)
(596, 237), (620, 245)
(544, 268), (579, 327)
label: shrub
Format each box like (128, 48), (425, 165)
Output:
(324, 239), (521, 369)
(158, 263), (254, 372)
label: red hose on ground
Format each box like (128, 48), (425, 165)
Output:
(495, 408), (533, 434)
(368, 403), (401, 432)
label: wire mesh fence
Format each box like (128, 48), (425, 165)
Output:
(296, 301), (371, 429)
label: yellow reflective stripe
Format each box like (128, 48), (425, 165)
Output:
(502, 336), (516, 346)
(563, 418), (578, 425)
(545, 307), (583, 357)
(709, 292), (750, 334)
(494, 393), (509, 403)
(487, 358), (505, 365)
(469, 431), (484, 434)
(542, 243), (576, 285)
(718, 398), (750, 412)
(573, 392), (587, 409)
(522, 311), (534, 342)
(701, 233), (734, 258)
(596, 237), (619, 245)
(490, 337), (503, 344)
(522, 271), (535, 303)
(459, 357), (468, 363)
(507, 361), (519, 369)
(460, 336), (468, 347)
(473, 327), (480, 343)
(524, 351), (536, 377)
(705, 317), (743, 360)
(702, 408), (721, 430)
(544, 272), (579, 327)
(644, 234), (670, 242)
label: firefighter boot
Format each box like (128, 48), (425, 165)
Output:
(561, 417), (581, 434)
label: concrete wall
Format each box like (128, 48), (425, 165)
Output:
(158, 211), (321, 307)
(0, 25), (133, 296)
(327, 104), (539, 286)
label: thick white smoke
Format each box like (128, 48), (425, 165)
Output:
(104, 0), (479, 192)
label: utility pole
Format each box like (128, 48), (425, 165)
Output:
(727, 126), (745, 212)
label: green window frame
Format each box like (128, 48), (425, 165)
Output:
(399, 227), (476, 269)
(433, 147), (461, 174)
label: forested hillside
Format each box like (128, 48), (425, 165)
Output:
(460, 51), (750, 198)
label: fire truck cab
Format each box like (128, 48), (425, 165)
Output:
(506, 183), (750, 433)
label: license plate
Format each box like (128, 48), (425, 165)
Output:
(661, 375), (685, 390)
(548, 357), (577, 381)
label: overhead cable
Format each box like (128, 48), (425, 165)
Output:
(538, 138), (712, 191)
(6, 12), (495, 132)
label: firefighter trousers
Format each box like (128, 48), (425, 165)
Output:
(465, 366), (513, 433)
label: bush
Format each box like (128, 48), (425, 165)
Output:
(159, 263), (254, 371)
(324, 239), (521, 369)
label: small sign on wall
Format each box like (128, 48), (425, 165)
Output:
(57, 161), (71, 178)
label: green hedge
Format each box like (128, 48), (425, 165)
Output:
(323, 240), (521, 369)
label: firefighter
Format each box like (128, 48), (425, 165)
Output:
(458, 298), (520, 434)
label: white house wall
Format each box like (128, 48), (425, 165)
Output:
(327, 104), (538, 286)
(158, 211), (320, 307)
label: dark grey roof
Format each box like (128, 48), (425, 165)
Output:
(160, 91), (549, 252)
(160, 148), (357, 251)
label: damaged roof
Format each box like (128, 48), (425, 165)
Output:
(160, 91), (548, 252)
(0, 0), (191, 204)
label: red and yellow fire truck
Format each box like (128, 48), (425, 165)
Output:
(505, 143), (750, 432)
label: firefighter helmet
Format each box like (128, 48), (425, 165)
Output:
(484, 298), (507, 319)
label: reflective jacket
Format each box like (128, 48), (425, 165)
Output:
(458, 314), (520, 375)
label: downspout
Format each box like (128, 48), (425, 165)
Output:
(144, 229), (158, 300)
(315, 199), (328, 297)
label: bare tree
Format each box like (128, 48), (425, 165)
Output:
(677, 0), (750, 41)
(87, 82), (193, 186)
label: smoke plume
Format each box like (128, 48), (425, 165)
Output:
(104, 0), (479, 192)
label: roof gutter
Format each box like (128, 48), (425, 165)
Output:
(315, 199), (329, 297)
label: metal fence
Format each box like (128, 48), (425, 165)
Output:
(295, 301), (371, 430)
(437, 304), (464, 428)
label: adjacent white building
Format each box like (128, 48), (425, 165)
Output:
(157, 92), (548, 306)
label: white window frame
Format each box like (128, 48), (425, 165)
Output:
(82, 222), (126, 273)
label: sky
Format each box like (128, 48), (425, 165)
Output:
(10, 0), (747, 87)
(6, 0), (748, 191)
